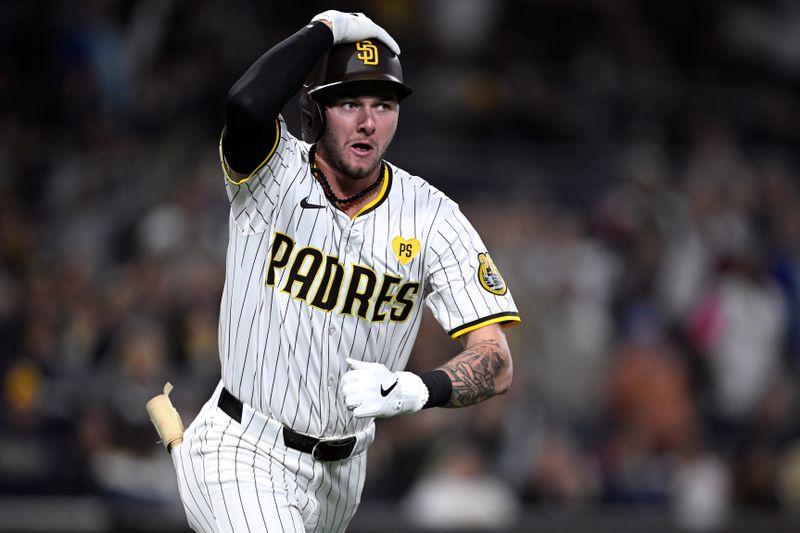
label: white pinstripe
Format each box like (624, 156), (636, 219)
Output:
(172, 115), (519, 531)
(174, 384), (371, 533)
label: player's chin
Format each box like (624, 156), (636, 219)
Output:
(345, 154), (381, 179)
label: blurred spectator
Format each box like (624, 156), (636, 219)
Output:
(609, 305), (696, 456)
(403, 441), (520, 530)
(686, 246), (787, 449)
(603, 304), (697, 503)
(525, 208), (619, 435)
(2, 1), (800, 530)
(0, 360), (67, 494)
(85, 319), (180, 503)
(670, 435), (732, 532)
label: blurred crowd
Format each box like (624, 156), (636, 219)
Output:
(3, 0), (800, 531)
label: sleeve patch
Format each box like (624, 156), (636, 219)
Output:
(477, 252), (507, 295)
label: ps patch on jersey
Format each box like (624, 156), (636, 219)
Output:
(477, 252), (507, 295)
(392, 236), (420, 265)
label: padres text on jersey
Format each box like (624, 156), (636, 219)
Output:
(266, 231), (419, 321)
(218, 116), (520, 440)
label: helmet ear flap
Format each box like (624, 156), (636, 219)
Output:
(299, 89), (326, 144)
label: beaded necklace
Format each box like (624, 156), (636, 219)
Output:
(310, 147), (384, 206)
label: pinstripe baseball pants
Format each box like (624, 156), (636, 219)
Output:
(172, 382), (374, 533)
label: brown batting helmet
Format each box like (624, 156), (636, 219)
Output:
(299, 39), (413, 143)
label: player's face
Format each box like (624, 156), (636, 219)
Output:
(318, 86), (399, 181)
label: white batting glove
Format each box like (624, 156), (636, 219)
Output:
(311, 10), (401, 55)
(342, 358), (428, 418)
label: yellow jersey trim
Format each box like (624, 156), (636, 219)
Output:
(353, 164), (390, 219)
(449, 313), (522, 339)
(220, 119), (281, 185)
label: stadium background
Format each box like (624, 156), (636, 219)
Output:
(3, 0), (800, 531)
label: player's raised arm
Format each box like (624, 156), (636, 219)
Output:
(222, 20), (332, 177)
(222, 11), (400, 178)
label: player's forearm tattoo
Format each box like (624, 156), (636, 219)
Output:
(440, 340), (506, 407)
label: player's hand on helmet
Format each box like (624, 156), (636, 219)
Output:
(312, 10), (401, 55)
(342, 358), (428, 418)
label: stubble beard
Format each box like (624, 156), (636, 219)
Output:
(318, 136), (384, 182)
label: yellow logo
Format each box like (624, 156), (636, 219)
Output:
(356, 40), (379, 65)
(392, 236), (420, 265)
(477, 253), (507, 295)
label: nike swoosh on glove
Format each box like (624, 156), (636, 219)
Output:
(311, 10), (401, 55)
(342, 358), (428, 418)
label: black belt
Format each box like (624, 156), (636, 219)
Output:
(218, 387), (357, 462)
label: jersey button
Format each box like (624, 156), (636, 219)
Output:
(328, 326), (336, 336)
(345, 245), (352, 253)
(328, 377), (335, 387)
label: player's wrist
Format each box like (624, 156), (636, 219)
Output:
(396, 371), (428, 414)
(419, 370), (453, 409)
(311, 18), (334, 34)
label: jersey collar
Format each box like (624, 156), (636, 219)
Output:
(307, 146), (393, 219)
(353, 163), (391, 218)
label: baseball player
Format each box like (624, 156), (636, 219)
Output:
(156, 10), (520, 533)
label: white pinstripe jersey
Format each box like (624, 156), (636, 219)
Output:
(218, 116), (520, 439)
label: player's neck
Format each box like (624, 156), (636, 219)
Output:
(314, 156), (381, 197)
(312, 149), (384, 217)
